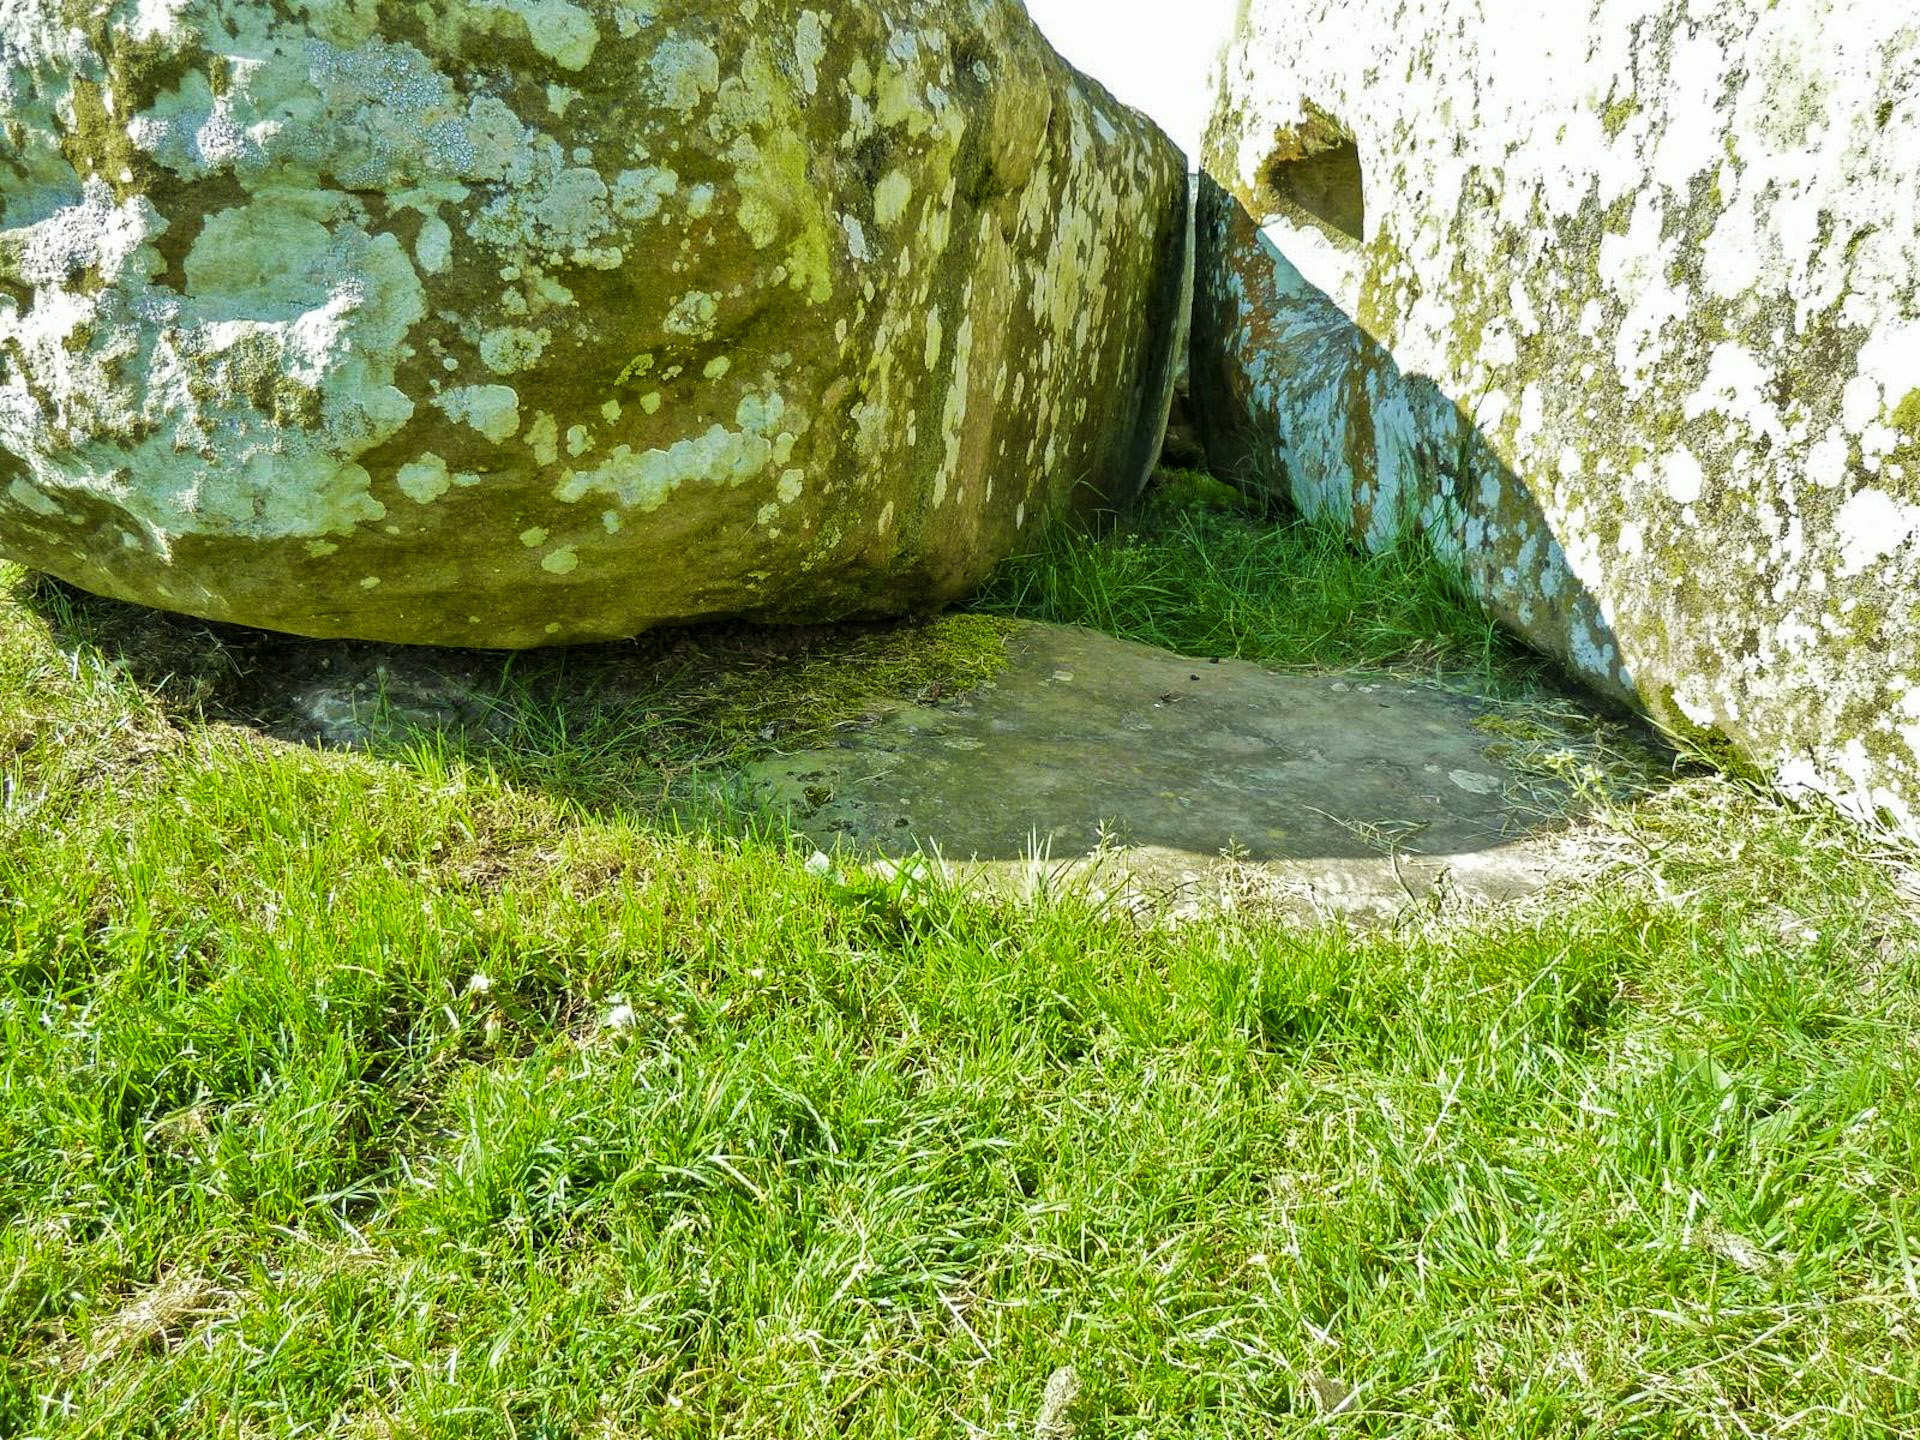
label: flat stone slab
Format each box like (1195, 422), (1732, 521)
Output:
(745, 622), (1615, 922)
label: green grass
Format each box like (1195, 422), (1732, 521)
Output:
(970, 485), (1530, 689)
(2, 501), (1918, 1438)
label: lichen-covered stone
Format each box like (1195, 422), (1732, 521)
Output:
(0, 1), (1187, 646)
(1195, 0), (1920, 832)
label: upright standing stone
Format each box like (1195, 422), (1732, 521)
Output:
(1195, 0), (1920, 833)
(0, 1), (1187, 645)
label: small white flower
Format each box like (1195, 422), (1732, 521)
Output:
(464, 973), (493, 996)
(803, 850), (833, 877)
(603, 1003), (637, 1033)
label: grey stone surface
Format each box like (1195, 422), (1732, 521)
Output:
(746, 622), (1625, 921)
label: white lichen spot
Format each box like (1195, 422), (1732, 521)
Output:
(360, 576), (382, 589)
(306, 540), (339, 558)
(520, 526), (550, 547)
(842, 214), (869, 262)
(1842, 374), (1883, 434)
(479, 326), (550, 375)
(415, 217), (453, 275)
(924, 310), (944, 370)
(878, 500), (895, 535)
(601, 399), (622, 423)
(553, 395), (788, 513)
(641, 392), (664, 414)
(1449, 769), (1501, 796)
(704, 355), (732, 379)
(649, 35), (721, 113)
(566, 424), (592, 457)
(1662, 446), (1705, 505)
(435, 385), (521, 442)
(777, 469), (804, 503)
(6, 478), (62, 517)
(1806, 427), (1851, 489)
(795, 11), (828, 95)
(612, 165), (680, 222)
(1835, 488), (1920, 577)
(490, 0), (600, 71)
(524, 412), (560, 465)
(541, 547), (579, 574)
(874, 170), (913, 229)
(396, 454), (452, 504)
(663, 290), (719, 337)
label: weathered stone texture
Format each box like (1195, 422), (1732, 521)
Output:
(0, 0), (1187, 645)
(1196, 0), (1920, 831)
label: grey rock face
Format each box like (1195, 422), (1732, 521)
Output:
(0, 1), (1187, 646)
(1196, 0), (1920, 833)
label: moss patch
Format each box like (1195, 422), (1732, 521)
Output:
(1601, 95), (1639, 139)
(1147, 465), (1265, 514)
(1891, 387), (1920, 460)
(1652, 687), (1768, 786)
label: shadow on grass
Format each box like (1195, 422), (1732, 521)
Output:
(8, 567), (1017, 819)
(8, 487), (1675, 877)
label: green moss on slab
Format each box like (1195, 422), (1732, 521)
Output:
(1601, 95), (1639, 139)
(1653, 687), (1768, 785)
(1149, 465), (1263, 514)
(1891, 388), (1920, 456)
(673, 612), (1019, 759)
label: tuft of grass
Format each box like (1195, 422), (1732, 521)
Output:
(2, 520), (1918, 1438)
(969, 490), (1533, 691)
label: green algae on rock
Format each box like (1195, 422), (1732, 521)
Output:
(1193, 0), (1920, 834)
(0, 1), (1188, 647)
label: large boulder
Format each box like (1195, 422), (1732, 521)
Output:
(1195, 0), (1920, 831)
(0, 1), (1187, 646)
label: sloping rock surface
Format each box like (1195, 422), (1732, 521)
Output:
(1196, 0), (1920, 832)
(0, 1), (1187, 646)
(746, 622), (1625, 921)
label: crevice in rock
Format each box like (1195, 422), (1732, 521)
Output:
(1256, 105), (1366, 246)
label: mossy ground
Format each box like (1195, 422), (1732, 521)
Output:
(2, 487), (1917, 1437)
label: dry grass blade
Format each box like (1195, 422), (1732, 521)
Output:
(76, 1273), (226, 1371)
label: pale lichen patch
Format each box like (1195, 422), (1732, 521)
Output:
(795, 11), (828, 97)
(648, 35), (721, 114)
(479, 326), (550, 374)
(434, 385), (522, 442)
(484, 0), (600, 72)
(396, 453), (452, 504)
(874, 170), (913, 228)
(416, 217), (454, 274)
